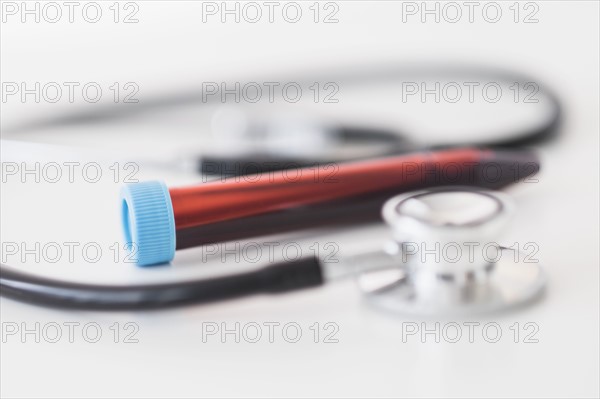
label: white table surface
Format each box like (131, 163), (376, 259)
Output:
(1, 1), (598, 398)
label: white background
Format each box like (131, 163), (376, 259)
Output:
(1, 1), (599, 398)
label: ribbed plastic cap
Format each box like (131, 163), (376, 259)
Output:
(120, 181), (176, 266)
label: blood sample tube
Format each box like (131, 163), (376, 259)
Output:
(121, 147), (539, 266)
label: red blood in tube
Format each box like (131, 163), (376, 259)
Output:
(168, 147), (538, 249)
(170, 148), (490, 230)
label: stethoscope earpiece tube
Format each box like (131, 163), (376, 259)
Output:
(0, 256), (323, 310)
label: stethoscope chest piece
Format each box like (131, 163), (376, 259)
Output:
(355, 187), (546, 316)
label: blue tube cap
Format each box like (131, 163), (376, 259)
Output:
(120, 181), (176, 266)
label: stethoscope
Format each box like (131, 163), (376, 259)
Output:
(0, 65), (558, 313)
(1, 187), (545, 314)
